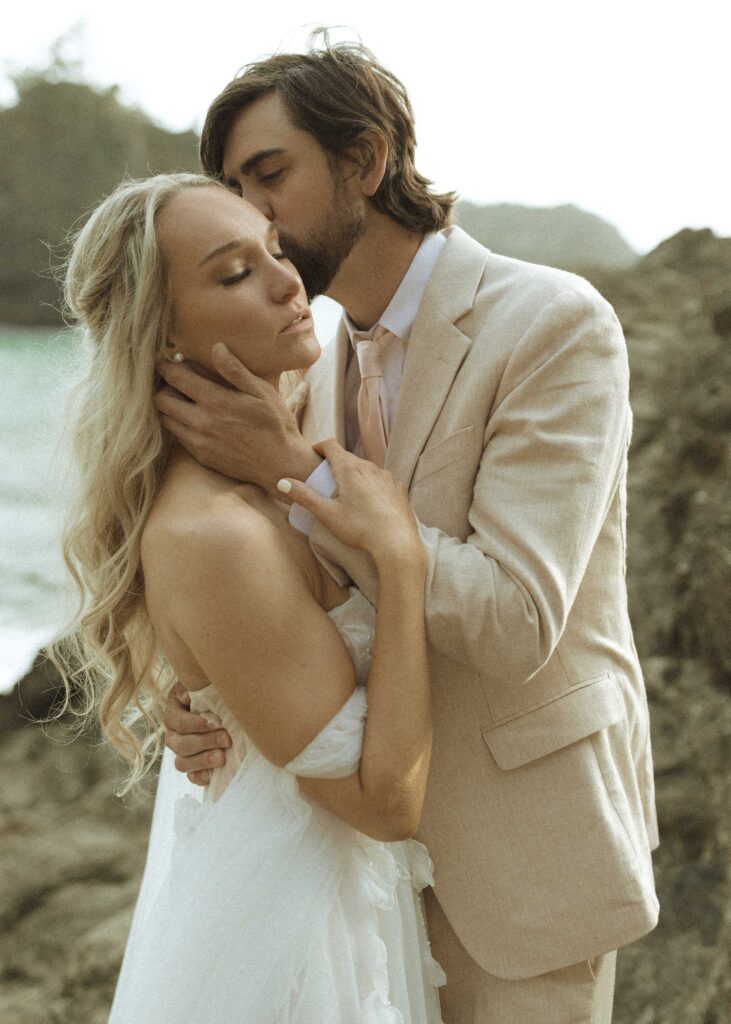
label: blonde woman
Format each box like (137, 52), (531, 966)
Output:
(56, 173), (445, 1023)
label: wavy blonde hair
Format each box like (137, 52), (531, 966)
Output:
(50, 173), (307, 792)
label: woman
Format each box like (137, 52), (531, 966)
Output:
(56, 172), (445, 1023)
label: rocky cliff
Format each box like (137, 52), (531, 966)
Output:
(456, 200), (638, 270)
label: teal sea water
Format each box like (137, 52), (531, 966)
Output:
(0, 326), (83, 693)
(0, 298), (342, 695)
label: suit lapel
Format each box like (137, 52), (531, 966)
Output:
(385, 227), (489, 487)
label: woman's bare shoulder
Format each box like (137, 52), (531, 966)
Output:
(142, 467), (305, 621)
(147, 501), (294, 594)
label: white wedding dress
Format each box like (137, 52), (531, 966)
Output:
(108, 588), (445, 1023)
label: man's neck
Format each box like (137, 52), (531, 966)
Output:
(325, 212), (424, 330)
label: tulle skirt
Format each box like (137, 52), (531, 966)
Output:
(108, 747), (445, 1023)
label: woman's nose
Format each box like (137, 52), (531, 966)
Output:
(271, 260), (302, 303)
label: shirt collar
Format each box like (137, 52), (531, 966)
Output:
(344, 230), (447, 346)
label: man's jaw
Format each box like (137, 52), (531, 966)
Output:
(278, 199), (366, 301)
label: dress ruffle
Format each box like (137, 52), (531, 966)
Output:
(286, 686), (369, 779)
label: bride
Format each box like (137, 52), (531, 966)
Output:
(55, 171), (445, 1022)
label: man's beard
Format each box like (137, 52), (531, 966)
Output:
(279, 184), (365, 301)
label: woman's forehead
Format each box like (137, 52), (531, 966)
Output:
(159, 187), (270, 264)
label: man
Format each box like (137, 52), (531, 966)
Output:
(159, 37), (659, 1023)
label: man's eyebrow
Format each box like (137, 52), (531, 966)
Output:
(199, 223), (280, 267)
(235, 147), (286, 178)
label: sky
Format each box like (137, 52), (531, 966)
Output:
(1, 0), (728, 253)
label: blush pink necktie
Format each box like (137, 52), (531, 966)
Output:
(353, 324), (394, 468)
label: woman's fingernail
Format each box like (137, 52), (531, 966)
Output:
(277, 479), (293, 494)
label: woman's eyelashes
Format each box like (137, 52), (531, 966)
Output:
(221, 253), (289, 286)
(222, 268), (251, 286)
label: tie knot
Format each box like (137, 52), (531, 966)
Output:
(353, 324), (395, 379)
(356, 337), (386, 379)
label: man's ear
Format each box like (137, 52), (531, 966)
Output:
(342, 129), (388, 198)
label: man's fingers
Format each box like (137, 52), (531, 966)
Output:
(164, 699), (223, 735)
(158, 359), (229, 406)
(174, 749), (227, 774)
(159, 415), (206, 454)
(187, 769), (211, 787)
(155, 387), (206, 430)
(211, 343), (266, 397)
(169, 729), (231, 758)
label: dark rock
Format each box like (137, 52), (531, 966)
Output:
(0, 654), (65, 733)
(712, 304), (731, 338)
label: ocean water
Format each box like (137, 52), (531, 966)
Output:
(0, 326), (83, 693)
(0, 297), (342, 695)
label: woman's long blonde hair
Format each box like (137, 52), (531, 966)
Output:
(50, 173), (307, 792)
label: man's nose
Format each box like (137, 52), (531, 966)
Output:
(245, 187), (275, 221)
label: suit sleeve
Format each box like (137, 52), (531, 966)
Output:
(309, 289), (631, 687)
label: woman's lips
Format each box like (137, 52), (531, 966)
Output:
(280, 310), (313, 334)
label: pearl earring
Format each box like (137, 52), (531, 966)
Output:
(170, 351), (185, 363)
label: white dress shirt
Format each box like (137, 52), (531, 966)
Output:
(289, 231), (446, 535)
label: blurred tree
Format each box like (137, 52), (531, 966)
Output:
(0, 39), (200, 324)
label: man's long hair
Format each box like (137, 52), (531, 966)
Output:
(200, 30), (456, 234)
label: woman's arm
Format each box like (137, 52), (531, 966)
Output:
(298, 552), (431, 840)
(147, 485), (430, 842)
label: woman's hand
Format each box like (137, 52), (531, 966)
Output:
(278, 439), (425, 570)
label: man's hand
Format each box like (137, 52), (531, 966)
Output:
(164, 682), (233, 786)
(155, 343), (321, 492)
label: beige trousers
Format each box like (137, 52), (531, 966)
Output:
(423, 888), (617, 1024)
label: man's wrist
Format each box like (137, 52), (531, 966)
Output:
(290, 442), (323, 482)
(268, 439), (322, 492)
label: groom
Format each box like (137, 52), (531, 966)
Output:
(159, 37), (659, 1022)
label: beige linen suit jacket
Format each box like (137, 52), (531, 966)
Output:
(300, 225), (660, 980)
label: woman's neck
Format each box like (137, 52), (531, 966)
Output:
(164, 445), (290, 520)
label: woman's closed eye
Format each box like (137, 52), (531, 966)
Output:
(222, 253), (289, 286)
(222, 268), (251, 286)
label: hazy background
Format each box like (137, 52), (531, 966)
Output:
(1, 5), (730, 1023)
(2, 0), (729, 251)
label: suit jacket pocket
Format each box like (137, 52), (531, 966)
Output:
(481, 673), (625, 770)
(411, 425), (475, 485)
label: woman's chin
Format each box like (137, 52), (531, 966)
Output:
(287, 333), (321, 370)
(305, 335), (322, 366)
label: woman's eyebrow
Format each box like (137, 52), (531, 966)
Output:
(199, 224), (280, 267)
